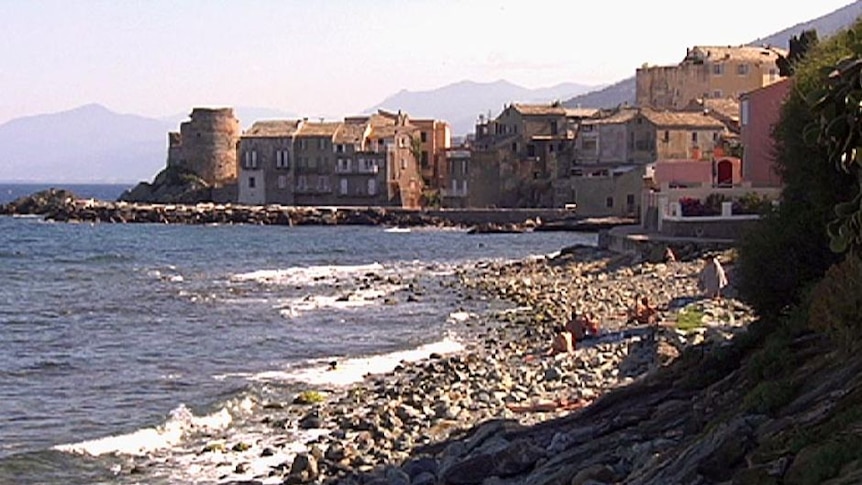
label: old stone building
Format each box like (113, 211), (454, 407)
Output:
(236, 110), (431, 208)
(468, 103), (594, 208)
(554, 106), (731, 217)
(636, 45), (786, 110)
(167, 107), (241, 185)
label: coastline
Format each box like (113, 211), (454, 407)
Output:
(94, 243), (752, 483)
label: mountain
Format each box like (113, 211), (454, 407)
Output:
(365, 79), (604, 135)
(0, 104), (172, 184)
(563, 0), (862, 111)
(752, 0), (862, 48)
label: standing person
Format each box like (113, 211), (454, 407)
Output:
(698, 256), (728, 299)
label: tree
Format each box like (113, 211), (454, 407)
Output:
(776, 29), (819, 77)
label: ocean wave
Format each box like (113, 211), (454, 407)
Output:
(250, 335), (464, 387)
(53, 399), (246, 457)
(231, 262), (385, 286)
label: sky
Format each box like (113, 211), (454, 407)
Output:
(0, 0), (856, 124)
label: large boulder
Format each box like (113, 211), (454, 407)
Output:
(0, 188), (78, 215)
(119, 166), (212, 204)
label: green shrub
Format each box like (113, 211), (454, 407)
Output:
(293, 390), (325, 405)
(808, 254), (862, 351)
(676, 307), (705, 331)
(742, 379), (798, 416)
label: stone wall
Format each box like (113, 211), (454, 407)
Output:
(169, 108), (240, 186)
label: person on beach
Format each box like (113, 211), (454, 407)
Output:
(698, 256), (728, 299)
(629, 295), (658, 325)
(566, 310), (601, 341)
(664, 246), (676, 263)
(547, 325), (574, 355)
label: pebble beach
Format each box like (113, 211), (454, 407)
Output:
(115, 242), (754, 484)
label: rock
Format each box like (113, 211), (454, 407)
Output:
(441, 439), (545, 484)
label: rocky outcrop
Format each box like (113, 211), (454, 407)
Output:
(0, 188), (77, 215)
(118, 165), (214, 204)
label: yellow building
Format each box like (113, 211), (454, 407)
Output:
(636, 45), (787, 110)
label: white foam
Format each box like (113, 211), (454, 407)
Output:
(384, 227), (411, 233)
(231, 262), (385, 286)
(252, 336), (464, 387)
(276, 287), (390, 318)
(54, 403), (236, 457)
(447, 310), (476, 323)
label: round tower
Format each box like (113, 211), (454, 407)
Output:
(177, 108), (240, 185)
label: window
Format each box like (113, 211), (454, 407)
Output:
(462, 160), (468, 174)
(581, 139), (597, 152)
(527, 144), (536, 157)
(317, 175), (329, 191)
(741, 99), (750, 126)
(277, 175), (287, 189)
(550, 121), (558, 135)
(276, 150), (290, 168)
(248, 176), (256, 188)
(712, 63), (724, 75)
(339, 178), (348, 195)
(318, 139), (326, 150)
(737, 63), (749, 75)
(462, 179), (468, 193)
(712, 90), (723, 99)
(400, 158), (406, 170)
(663, 130), (670, 142)
(626, 194), (635, 207)
(511, 142), (517, 152)
(421, 151), (429, 167)
(243, 150), (258, 169)
(420, 131), (427, 143)
(367, 178), (377, 196)
(691, 132), (698, 143)
(606, 196), (614, 208)
(335, 144), (344, 153)
(337, 158), (351, 173)
(297, 175), (308, 191)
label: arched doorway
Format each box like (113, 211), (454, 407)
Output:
(716, 159), (733, 186)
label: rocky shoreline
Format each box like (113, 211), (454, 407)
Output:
(0, 189), (632, 232)
(115, 244), (752, 484)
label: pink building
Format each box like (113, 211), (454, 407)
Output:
(654, 157), (742, 187)
(740, 78), (792, 187)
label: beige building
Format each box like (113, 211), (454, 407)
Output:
(636, 45), (786, 110)
(557, 107), (730, 217)
(470, 102), (592, 207)
(237, 110), (429, 208)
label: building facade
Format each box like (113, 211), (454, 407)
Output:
(740, 77), (792, 187)
(636, 45), (786, 110)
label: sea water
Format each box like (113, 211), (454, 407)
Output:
(0, 215), (595, 484)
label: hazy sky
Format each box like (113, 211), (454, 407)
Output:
(0, 0), (854, 124)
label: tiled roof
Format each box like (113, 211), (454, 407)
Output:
(334, 122), (368, 144)
(564, 108), (601, 118)
(584, 108), (639, 125)
(641, 108), (727, 129)
(512, 103), (567, 116)
(296, 122), (342, 138)
(244, 120), (302, 137)
(686, 45), (787, 63)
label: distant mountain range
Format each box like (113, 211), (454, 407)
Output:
(365, 79), (604, 135)
(2, 1), (860, 184)
(563, 0), (862, 111)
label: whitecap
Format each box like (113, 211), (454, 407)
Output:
(231, 262), (385, 286)
(251, 335), (464, 387)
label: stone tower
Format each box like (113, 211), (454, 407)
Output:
(167, 107), (240, 185)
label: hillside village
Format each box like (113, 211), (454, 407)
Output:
(123, 43), (792, 234)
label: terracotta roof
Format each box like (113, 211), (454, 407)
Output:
(334, 122), (368, 144)
(699, 98), (740, 122)
(685, 45), (787, 63)
(641, 108), (727, 129)
(512, 103), (567, 116)
(243, 120), (303, 137)
(564, 108), (601, 118)
(584, 108), (639, 125)
(296, 121), (342, 138)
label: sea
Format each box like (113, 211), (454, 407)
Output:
(0, 185), (597, 484)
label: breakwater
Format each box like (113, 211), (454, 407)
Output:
(0, 188), (633, 231)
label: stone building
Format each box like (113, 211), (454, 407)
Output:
(469, 102), (593, 208)
(167, 107), (241, 185)
(636, 45), (786, 110)
(236, 110), (429, 208)
(555, 106), (731, 217)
